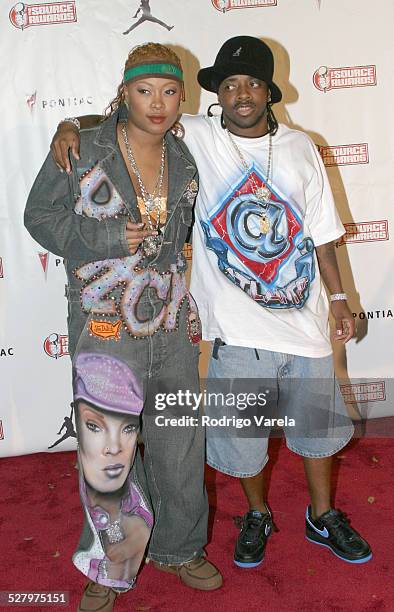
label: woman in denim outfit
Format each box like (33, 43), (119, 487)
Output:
(25, 43), (222, 612)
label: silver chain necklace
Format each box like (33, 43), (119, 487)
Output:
(226, 129), (273, 234)
(120, 122), (166, 257)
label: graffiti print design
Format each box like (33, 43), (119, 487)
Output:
(73, 164), (197, 338)
(72, 353), (152, 591)
(202, 166), (315, 309)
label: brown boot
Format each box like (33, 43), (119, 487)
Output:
(152, 557), (223, 591)
(77, 581), (117, 612)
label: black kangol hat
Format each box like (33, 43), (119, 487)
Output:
(197, 36), (282, 103)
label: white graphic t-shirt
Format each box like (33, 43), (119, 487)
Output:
(182, 114), (345, 358)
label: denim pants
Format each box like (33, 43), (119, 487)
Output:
(71, 287), (208, 583)
(206, 342), (354, 478)
(24, 105), (207, 578)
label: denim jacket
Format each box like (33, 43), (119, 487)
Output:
(25, 106), (199, 355)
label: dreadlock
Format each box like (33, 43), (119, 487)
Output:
(266, 100), (278, 135)
(103, 43), (184, 118)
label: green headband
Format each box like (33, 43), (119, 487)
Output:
(124, 63), (183, 83)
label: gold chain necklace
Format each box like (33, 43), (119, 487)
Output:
(227, 129), (273, 233)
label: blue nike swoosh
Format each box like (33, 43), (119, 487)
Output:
(307, 515), (329, 538)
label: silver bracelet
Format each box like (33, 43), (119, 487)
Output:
(330, 293), (347, 302)
(59, 117), (80, 130)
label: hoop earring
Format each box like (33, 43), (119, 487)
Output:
(220, 112), (227, 129)
(171, 121), (185, 139)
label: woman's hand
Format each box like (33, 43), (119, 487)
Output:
(125, 221), (157, 254)
(105, 515), (151, 580)
(50, 124), (81, 174)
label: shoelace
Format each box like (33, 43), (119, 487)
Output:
(319, 510), (357, 542)
(240, 513), (272, 544)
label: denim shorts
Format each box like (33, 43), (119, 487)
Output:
(205, 343), (354, 478)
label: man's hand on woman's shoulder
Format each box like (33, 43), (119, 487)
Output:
(50, 115), (101, 174)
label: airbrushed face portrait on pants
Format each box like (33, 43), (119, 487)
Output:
(73, 352), (153, 592)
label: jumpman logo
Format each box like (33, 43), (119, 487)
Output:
(47, 403), (77, 449)
(123, 0), (174, 35)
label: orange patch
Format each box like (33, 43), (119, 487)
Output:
(89, 320), (122, 341)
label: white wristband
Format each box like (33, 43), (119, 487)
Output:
(330, 293), (347, 302)
(59, 117), (80, 130)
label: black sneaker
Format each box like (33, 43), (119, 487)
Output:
(305, 505), (372, 564)
(234, 509), (273, 568)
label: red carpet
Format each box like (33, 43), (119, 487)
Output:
(1, 438), (393, 612)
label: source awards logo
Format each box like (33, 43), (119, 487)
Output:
(340, 381), (386, 404)
(212, 0), (276, 12)
(9, 2), (77, 30)
(318, 143), (369, 167)
(313, 65), (376, 92)
(44, 333), (69, 358)
(337, 220), (389, 247)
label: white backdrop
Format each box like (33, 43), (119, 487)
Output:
(1, 0), (393, 457)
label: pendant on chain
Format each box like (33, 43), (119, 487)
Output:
(120, 122), (166, 259)
(143, 235), (162, 257)
(144, 198), (155, 213)
(259, 214), (271, 234)
(255, 186), (271, 203)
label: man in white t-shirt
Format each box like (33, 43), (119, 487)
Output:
(51, 36), (371, 572)
(182, 36), (371, 568)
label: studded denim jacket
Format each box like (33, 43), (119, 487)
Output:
(25, 106), (199, 355)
